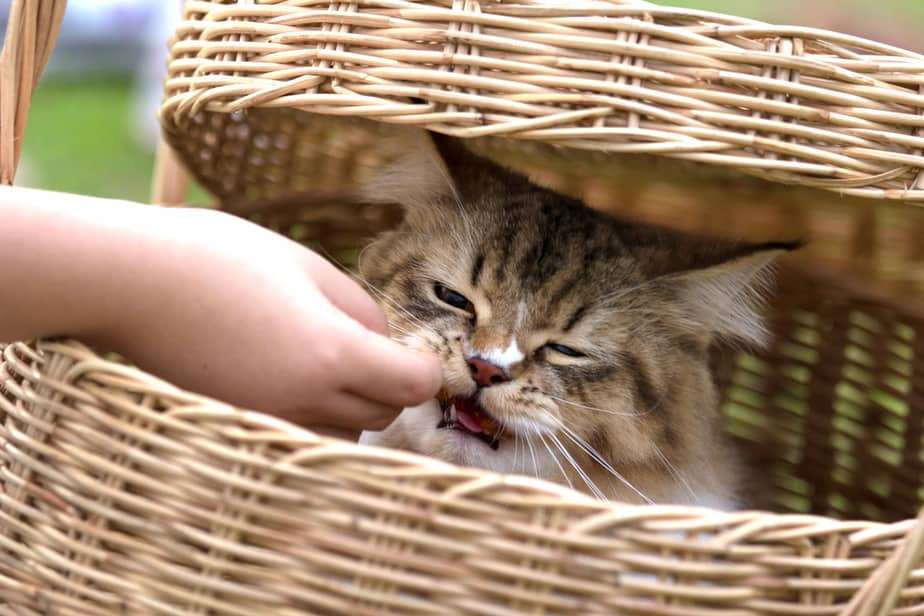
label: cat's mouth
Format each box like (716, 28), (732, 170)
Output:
(436, 393), (507, 450)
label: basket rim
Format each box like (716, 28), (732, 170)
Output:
(161, 0), (924, 203)
(3, 320), (919, 532)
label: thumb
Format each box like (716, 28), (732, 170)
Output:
(337, 319), (443, 408)
(307, 252), (389, 335)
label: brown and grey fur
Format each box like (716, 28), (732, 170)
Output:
(359, 133), (796, 507)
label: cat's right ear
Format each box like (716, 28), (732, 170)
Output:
(359, 131), (520, 218)
(358, 131), (461, 217)
(428, 132), (532, 202)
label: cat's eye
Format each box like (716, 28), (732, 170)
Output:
(434, 283), (475, 316)
(544, 343), (586, 358)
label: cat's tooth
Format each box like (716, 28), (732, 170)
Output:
(449, 405), (457, 422)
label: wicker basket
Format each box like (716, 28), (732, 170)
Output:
(2, 0), (924, 614)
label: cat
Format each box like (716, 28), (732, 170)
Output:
(358, 132), (797, 508)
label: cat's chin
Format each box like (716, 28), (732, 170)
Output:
(360, 399), (534, 474)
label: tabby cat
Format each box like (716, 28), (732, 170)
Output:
(358, 133), (796, 508)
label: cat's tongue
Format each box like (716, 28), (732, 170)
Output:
(453, 395), (501, 439)
(436, 391), (506, 447)
(455, 396), (485, 434)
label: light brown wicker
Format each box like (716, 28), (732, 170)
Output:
(0, 0), (65, 185)
(2, 1), (924, 615)
(160, 0), (924, 202)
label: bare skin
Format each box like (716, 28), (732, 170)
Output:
(0, 186), (442, 440)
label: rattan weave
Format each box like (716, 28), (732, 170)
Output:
(2, 0), (924, 614)
(161, 0), (924, 202)
(0, 335), (923, 615)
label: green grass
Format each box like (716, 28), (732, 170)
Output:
(668, 0), (924, 22)
(20, 77), (154, 202)
(658, 0), (770, 19)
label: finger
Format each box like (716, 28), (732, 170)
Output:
(306, 253), (388, 335)
(338, 322), (443, 408)
(275, 389), (403, 434)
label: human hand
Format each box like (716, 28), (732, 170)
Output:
(100, 207), (443, 440)
(0, 188), (442, 440)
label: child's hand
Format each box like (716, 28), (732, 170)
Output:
(110, 207), (443, 440)
(0, 187), (442, 440)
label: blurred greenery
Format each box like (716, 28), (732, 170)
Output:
(668, 0), (924, 22)
(21, 78), (154, 202)
(14, 0), (924, 201)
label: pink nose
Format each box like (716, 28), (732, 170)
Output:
(468, 357), (509, 388)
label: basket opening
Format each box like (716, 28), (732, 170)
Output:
(169, 109), (924, 522)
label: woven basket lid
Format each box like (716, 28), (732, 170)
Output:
(160, 0), (924, 206)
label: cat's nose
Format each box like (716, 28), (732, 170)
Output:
(468, 357), (509, 388)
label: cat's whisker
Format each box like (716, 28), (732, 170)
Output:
(386, 321), (428, 341)
(596, 278), (663, 305)
(534, 428), (573, 491)
(354, 242), (376, 274)
(547, 431), (606, 500)
(314, 244), (388, 296)
(524, 428), (540, 481)
(343, 252), (440, 336)
(387, 325), (431, 345)
(544, 394), (648, 418)
(653, 445), (698, 502)
(317, 249), (441, 339)
(509, 421), (521, 474)
(392, 333), (432, 353)
(360, 280), (438, 334)
(548, 418), (654, 505)
(384, 320), (417, 336)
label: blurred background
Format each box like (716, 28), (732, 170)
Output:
(1, 0), (923, 203)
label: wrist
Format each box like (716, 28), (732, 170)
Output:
(59, 200), (172, 347)
(0, 187), (179, 348)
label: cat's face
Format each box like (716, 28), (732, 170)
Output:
(359, 134), (793, 505)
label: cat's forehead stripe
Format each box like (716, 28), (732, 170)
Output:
(563, 305), (588, 332)
(470, 251), (486, 286)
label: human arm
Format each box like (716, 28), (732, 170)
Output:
(0, 185), (442, 439)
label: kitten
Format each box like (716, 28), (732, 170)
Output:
(358, 133), (796, 508)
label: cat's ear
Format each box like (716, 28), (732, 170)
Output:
(360, 131), (526, 215)
(358, 131), (459, 212)
(427, 131), (525, 201)
(670, 241), (800, 347)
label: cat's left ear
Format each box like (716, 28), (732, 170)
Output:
(670, 241), (801, 347)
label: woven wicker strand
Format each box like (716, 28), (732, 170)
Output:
(0, 0), (65, 185)
(162, 0), (924, 202)
(1, 339), (923, 615)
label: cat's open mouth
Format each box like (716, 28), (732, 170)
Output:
(436, 394), (506, 450)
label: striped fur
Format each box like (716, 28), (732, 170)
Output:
(359, 133), (797, 506)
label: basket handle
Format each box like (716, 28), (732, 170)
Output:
(840, 505), (924, 616)
(151, 137), (190, 206)
(150, 0), (190, 206)
(0, 0), (66, 185)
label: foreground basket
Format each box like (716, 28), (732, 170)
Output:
(3, 0), (924, 614)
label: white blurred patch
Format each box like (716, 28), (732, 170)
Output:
(481, 338), (524, 370)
